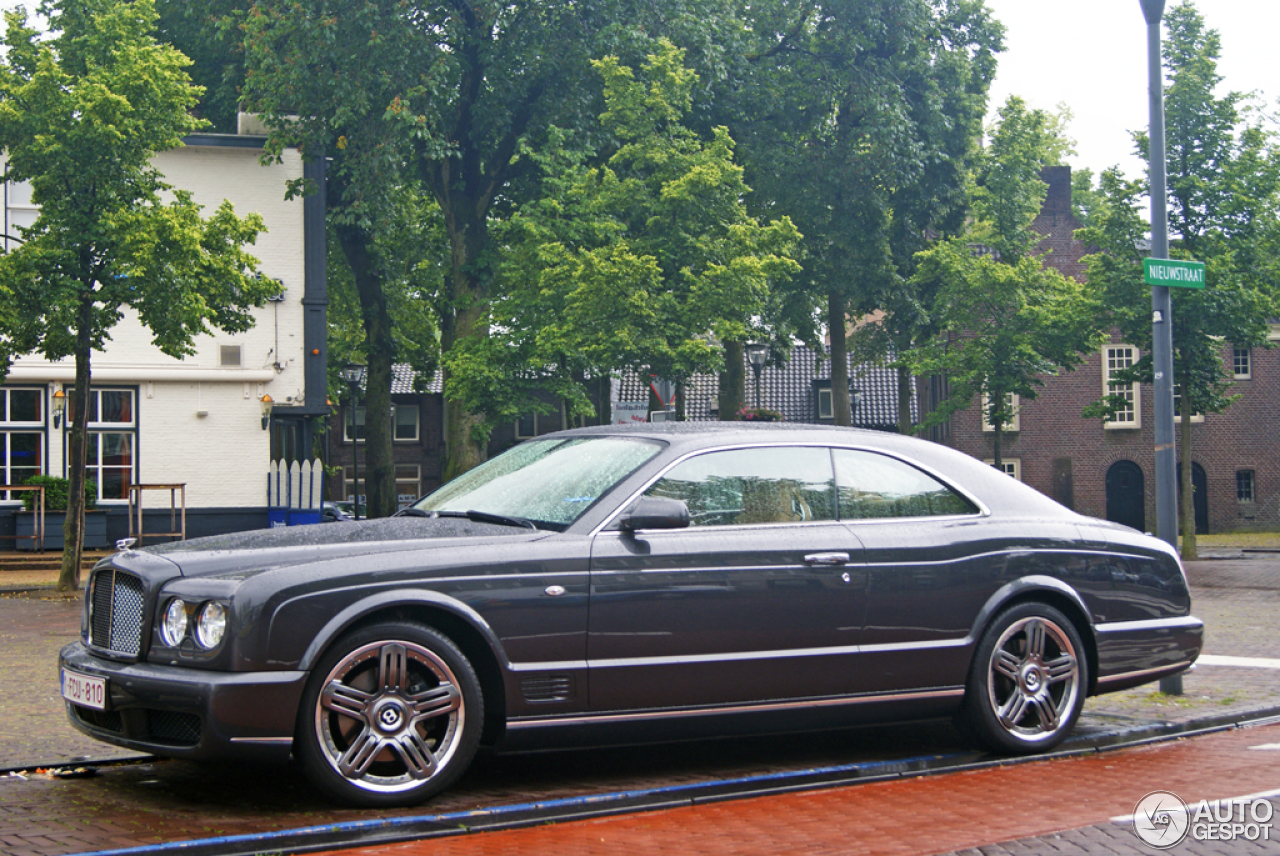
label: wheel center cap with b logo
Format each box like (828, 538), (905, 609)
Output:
(372, 699), (407, 733)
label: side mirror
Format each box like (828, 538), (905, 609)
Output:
(619, 497), (690, 532)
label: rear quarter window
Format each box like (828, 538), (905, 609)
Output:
(833, 448), (978, 519)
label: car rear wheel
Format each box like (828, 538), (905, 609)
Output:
(963, 602), (1086, 754)
(297, 622), (483, 807)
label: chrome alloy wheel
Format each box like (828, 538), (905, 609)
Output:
(314, 639), (464, 794)
(985, 615), (1080, 743)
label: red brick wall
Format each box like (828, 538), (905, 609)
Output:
(944, 167), (1280, 533)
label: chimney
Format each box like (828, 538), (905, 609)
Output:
(1040, 165), (1073, 222)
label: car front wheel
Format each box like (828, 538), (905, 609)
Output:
(963, 602), (1086, 754)
(297, 622), (483, 806)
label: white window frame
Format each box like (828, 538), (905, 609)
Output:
(5, 178), (38, 253)
(343, 406), (366, 443)
(0, 387), (46, 498)
(67, 387), (137, 503)
(1103, 345), (1141, 429)
(1172, 384), (1204, 424)
(985, 458), (1021, 481)
(393, 403), (420, 442)
(396, 464), (421, 508)
(980, 393), (1020, 433)
(817, 387), (834, 420)
(1233, 347), (1252, 380)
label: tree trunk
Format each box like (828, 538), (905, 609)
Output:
(1179, 396), (1197, 560)
(441, 295), (489, 481)
(437, 179), (491, 482)
(336, 224), (397, 518)
(57, 297), (94, 592)
(719, 341), (746, 420)
(828, 294), (851, 427)
(896, 365), (913, 434)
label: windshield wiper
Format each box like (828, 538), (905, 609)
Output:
(411, 509), (537, 530)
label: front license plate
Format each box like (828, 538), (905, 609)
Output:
(61, 670), (108, 710)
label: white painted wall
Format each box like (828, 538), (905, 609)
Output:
(2, 138), (307, 509)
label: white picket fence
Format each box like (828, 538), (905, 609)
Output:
(267, 458), (325, 525)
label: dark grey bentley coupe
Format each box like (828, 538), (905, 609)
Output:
(61, 423), (1202, 806)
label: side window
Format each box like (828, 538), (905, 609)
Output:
(833, 449), (977, 519)
(645, 447), (836, 527)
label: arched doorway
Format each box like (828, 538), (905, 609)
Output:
(1177, 462), (1209, 534)
(1106, 461), (1145, 532)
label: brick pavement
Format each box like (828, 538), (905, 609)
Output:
(0, 551), (1276, 855)
(326, 725), (1280, 856)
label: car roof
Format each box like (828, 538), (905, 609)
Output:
(546, 422), (1072, 519)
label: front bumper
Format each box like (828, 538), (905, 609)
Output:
(59, 642), (307, 762)
(1093, 615), (1204, 693)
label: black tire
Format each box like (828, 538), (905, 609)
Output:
(962, 602), (1087, 754)
(296, 622), (483, 807)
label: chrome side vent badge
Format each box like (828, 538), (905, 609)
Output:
(521, 675), (575, 703)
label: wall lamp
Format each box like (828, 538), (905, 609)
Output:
(260, 394), (274, 430)
(52, 389), (66, 429)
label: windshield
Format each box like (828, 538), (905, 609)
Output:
(414, 436), (663, 529)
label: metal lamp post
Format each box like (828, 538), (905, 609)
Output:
(1140, 0), (1182, 695)
(850, 387), (863, 425)
(745, 343), (768, 410)
(1141, 0), (1177, 553)
(338, 362), (366, 521)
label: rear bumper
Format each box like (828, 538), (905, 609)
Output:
(1092, 615), (1204, 693)
(59, 641), (306, 762)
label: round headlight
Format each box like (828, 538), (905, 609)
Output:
(161, 598), (188, 647)
(195, 601), (227, 649)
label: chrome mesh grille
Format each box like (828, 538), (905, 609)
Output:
(88, 569), (145, 657)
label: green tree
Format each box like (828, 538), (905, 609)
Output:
(474, 42), (800, 427)
(907, 97), (1105, 465)
(1080, 2), (1280, 557)
(239, 0), (745, 480)
(723, 0), (1003, 430)
(324, 184), (442, 511)
(232, 0), (456, 516)
(0, 0), (270, 590)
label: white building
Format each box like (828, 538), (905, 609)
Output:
(1, 118), (329, 544)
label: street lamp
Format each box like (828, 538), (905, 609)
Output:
(745, 343), (768, 410)
(850, 386), (863, 425)
(338, 362), (366, 520)
(1140, 0), (1182, 696)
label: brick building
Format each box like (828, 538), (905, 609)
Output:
(942, 166), (1280, 534)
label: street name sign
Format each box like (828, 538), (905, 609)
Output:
(1144, 258), (1205, 289)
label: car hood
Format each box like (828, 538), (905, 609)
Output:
(140, 517), (548, 578)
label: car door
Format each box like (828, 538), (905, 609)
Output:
(588, 445), (867, 712)
(831, 447), (990, 695)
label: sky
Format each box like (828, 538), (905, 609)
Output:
(984, 0), (1280, 181)
(0, 0), (1274, 182)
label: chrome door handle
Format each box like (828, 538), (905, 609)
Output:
(804, 552), (850, 566)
